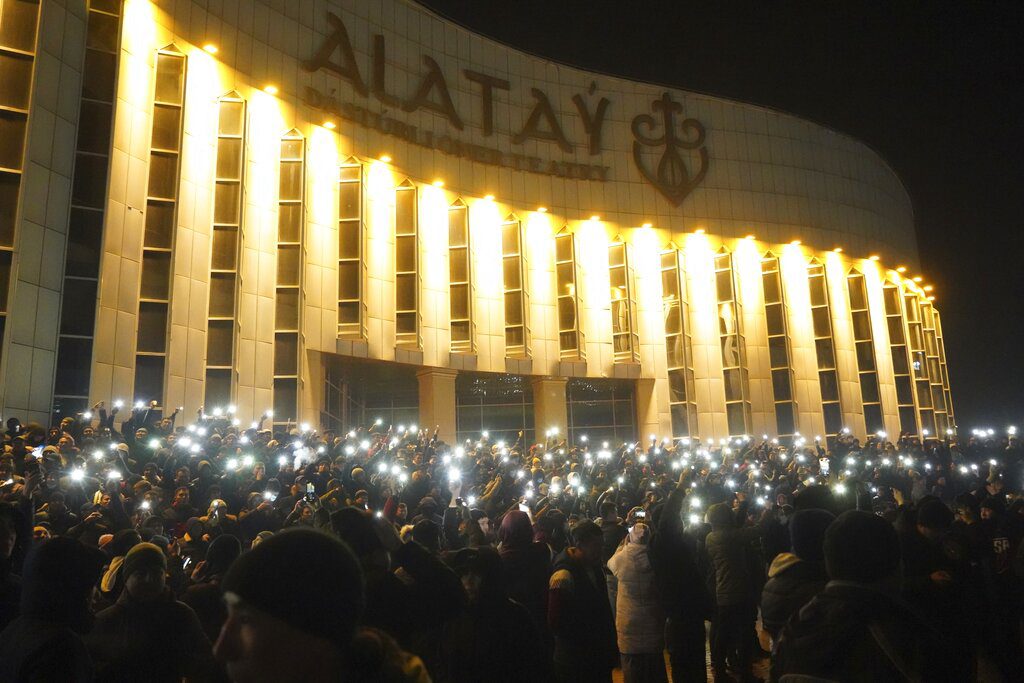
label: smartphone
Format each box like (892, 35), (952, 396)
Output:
(304, 482), (317, 503)
(635, 510), (646, 519)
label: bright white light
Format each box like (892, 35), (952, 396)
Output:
(71, 469), (84, 482)
(688, 513), (701, 525)
(377, 463), (388, 473)
(580, 435), (588, 443)
(242, 455), (254, 468)
(725, 479), (735, 489)
(213, 407), (223, 417)
(449, 468), (461, 481)
(114, 400), (124, 408)
(107, 470), (121, 480)
(690, 497), (701, 509)
(360, 440), (370, 451)
(140, 500), (151, 510)
(835, 483), (847, 495)
(301, 423), (310, 433)
(515, 469), (524, 480)
(83, 411), (93, 420)
(344, 445), (354, 455)
(149, 439), (160, 449)
(481, 431), (489, 438)
(278, 456), (287, 467)
(806, 476), (816, 485)
(226, 458), (238, 470)
(467, 495), (477, 506)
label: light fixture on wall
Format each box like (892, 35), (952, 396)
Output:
(203, 43), (218, 54)
(379, 154), (391, 163)
(896, 266), (907, 273)
(263, 85), (278, 95)
(322, 121), (336, 129)
(433, 180), (444, 187)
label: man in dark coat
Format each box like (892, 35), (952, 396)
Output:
(0, 537), (105, 682)
(88, 542), (217, 681)
(760, 508), (832, 639)
(547, 519), (618, 683)
(773, 510), (973, 681)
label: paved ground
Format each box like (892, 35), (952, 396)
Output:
(610, 623), (771, 682)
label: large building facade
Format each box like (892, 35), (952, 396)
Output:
(0, 0), (954, 444)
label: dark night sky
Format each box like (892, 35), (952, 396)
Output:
(418, 0), (1024, 430)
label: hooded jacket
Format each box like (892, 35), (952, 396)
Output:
(758, 552), (827, 638)
(607, 533), (665, 654)
(704, 502), (764, 606)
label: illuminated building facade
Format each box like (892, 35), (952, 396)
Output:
(0, 0), (954, 444)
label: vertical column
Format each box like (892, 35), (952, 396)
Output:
(684, 233), (728, 439)
(531, 376), (568, 439)
(661, 249), (698, 438)
(825, 253), (864, 436)
(272, 130), (304, 425)
(883, 280), (920, 435)
(609, 240), (639, 365)
(501, 215), (529, 359)
(417, 367), (457, 445)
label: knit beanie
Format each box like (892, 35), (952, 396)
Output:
(122, 542), (167, 579)
(222, 528), (365, 648)
(789, 508), (835, 563)
(823, 510), (899, 583)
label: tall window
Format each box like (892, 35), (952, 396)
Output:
(0, 0), (41, 372)
(807, 260), (843, 436)
(501, 216), (529, 357)
(883, 282), (919, 435)
(555, 230), (584, 359)
(715, 249), (751, 436)
(847, 270), (884, 434)
(762, 254), (797, 436)
(448, 200), (472, 353)
(920, 300), (948, 435)
(903, 293), (934, 436)
(53, 0), (121, 417)
(135, 47), (186, 405)
(609, 240), (638, 363)
(337, 159), (363, 338)
(934, 309), (955, 429)
(661, 249), (697, 437)
(205, 93), (246, 408)
(274, 129), (304, 424)
(395, 181), (418, 348)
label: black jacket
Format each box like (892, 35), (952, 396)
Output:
(772, 580), (972, 682)
(548, 548), (618, 669)
(650, 487), (713, 621)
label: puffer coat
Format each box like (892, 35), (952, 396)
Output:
(607, 541), (665, 654)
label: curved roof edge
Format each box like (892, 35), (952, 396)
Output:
(411, 0), (916, 229)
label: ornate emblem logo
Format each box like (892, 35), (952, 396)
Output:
(631, 92), (708, 206)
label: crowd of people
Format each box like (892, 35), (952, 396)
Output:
(0, 399), (1021, 682)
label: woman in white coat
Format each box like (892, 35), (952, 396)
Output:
(607, 522), (667, 683)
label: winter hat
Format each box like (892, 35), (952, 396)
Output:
(330, 507), (383, 557)
(707, 502), (734, 529)
(251, 530), (274, 548)
(222, 528), (365, 648)
(823, 510), (899, 583)
(916, 498), (953, 530)
(789, 508), (835, 563)
(121, 542), (167, 579)
(794, 484), (835, 513)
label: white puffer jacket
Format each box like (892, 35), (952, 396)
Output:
(607, 539), (665, 654)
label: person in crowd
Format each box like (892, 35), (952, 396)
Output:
(182, 533), (242, 642)
(548, 519), (618, 683)
(442, 546), (550, 682)
(0, 537), (105, 682)
(213, 527), (429, 683)
(772, 510), (973, 681)
(704, 499), (766, 682)
(607, 521), (667, 683)
(759, 508), (833, 641)
(88, 542), (217, 681)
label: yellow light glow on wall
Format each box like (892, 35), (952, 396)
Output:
(420, 184), (449, 294)
(246, 91), (285, 234)
(578, 218), (611, 354)
(526, 211), (553, 307)
(307, 126), (338, 254)
(682, 231), (716, 341)
(469, 197), (502, 360)
(733, 237), (763, 313)
(366, 160), (396, 302)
